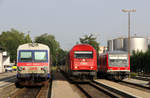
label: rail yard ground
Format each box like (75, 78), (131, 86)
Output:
(0, 71), (51, 98)
(0, 71), (150, 98)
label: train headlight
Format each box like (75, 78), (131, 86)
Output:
(22, 67), (25, 70)
(90, 66), (94, 69)
(41, 67), (48, 71)
(41, 68), (44, 70)
(74, 66), (78, 69)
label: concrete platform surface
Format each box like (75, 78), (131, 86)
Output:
(96, 79), (150, 98)
(124, 78), (149, 87)
(51, 72), (81, 98)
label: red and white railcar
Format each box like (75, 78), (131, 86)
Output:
(16, 43), (51, 86)
(65, 44), (97, 80)
(98, 51), (130, 80)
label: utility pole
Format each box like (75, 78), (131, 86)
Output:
(122, 9), (136, 55)
(122, 9), (136, 79)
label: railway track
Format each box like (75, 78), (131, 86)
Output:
(11, 87), (41, 98)
(0, 77), (16, 88)
(61, 70), (135, 98)
(75, 81), (137, 98)
(75, 82), (118, 98)
(0, 75), (18, 97)
(0, 83), (18, 98)
(0, 76), (52, 98)
(132, 76), (150, 81)
(0, 72), (52, 98)
(118, 80), (150, 93)
(10, 80), (52, 98)
(92, 81), (137, 98)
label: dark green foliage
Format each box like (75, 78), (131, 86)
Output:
(79, 34), (99, 53)
(56, 48), (68, 66)
(131, 49), (150, 73)
(0, 29), (32, 62)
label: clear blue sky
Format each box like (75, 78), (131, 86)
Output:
(0, 0), (150, 50)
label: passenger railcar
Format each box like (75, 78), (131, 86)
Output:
(16, 43), (51, 86)
(65, 44), (97, 80)
(98, 51), (130, 80)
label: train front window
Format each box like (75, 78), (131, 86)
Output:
(74, 51), (93, 58)
(34, 51), (47, 62)
(20, 51), (32, 62)
(109, 55), (128, 67)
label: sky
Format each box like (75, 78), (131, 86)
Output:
(0, 0), (150, 50)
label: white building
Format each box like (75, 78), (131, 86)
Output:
(0, 51), (10, 73)
(0, 50), (3, 73)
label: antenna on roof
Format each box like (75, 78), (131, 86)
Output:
(29, 43), (38, 47)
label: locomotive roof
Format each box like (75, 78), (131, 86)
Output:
(108, 51), (128, 54)
(70, 44), (95, 52)
(17, 43), (49, 50)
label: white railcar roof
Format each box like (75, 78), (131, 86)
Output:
(99, 51), (128, 56)
(17, 43), (49, 50)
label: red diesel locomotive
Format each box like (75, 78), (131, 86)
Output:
(98, 51), (130, 80)
(64, 44), (97, 80)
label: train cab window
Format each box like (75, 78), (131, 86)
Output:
(74, 51), (93, 58)
(34, 51), (48, 62)
(109, 54), (128, 67)
(19, 51), (32, 62)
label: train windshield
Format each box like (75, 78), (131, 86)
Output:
(19, 50), (48, 62)
(109, 54), (128, 67)
(74, 51), (93, 58)
(34, 51), (47, 62)
(20, 51), (32, 62)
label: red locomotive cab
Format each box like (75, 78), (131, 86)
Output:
(68, 44), (97, 80)
(72, 51), (96, 70)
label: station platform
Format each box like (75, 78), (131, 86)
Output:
(124, 78), (149, 87)
(96, 79), (150, 98)
(51, 72), (81, 98)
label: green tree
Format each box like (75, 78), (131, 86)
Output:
(79, 34), (99, 53)
(0, 29), (32, 62)
(130, 49), (150, 73)
(143, 49), (150, 73)
(25, 34), (32, 43)
(35, 33), (60, 65)
(56, 48), (68, 66)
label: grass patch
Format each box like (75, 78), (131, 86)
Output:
(51, 66), (58, 71)
(130, 72), (138, 77)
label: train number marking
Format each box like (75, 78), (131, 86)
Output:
(29, 67), (37, 70)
